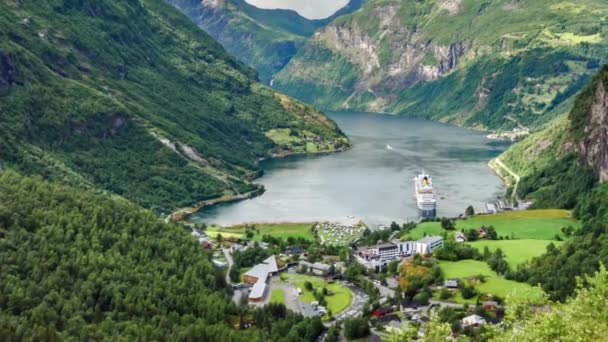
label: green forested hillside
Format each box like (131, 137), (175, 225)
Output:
(0, 0), (348, 213)
(167, 0), (367, 84)
(274, 0), (608, 130)
(494, 66), (608, 301)
(0, 170), (323, 340)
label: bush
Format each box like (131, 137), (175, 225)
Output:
(413, 291), (431, 306)
(344, 317), (370, 340)
(461, 285), (477, 299)
(439, 289), (453, 300)
(304, 281), (313, 291)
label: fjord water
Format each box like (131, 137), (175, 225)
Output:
(191, 112), (510, 226)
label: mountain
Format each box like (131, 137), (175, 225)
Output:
(0, 170), (323, 340)
(494, 65), (608, 300)
(273, 0), (608, 130)
(0, 0), (349, 213)
(498, 65), (608, 210)
(167, 0), (367, 84)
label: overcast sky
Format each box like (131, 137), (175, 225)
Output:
(245, 0), (350, 19)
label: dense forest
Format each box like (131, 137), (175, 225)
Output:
(0, 170), (323, 340)
(0, 0), (347, 213)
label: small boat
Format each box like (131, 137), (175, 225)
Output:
(386, 145), (393, 150)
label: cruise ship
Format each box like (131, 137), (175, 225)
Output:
(414, 171), (437, 217)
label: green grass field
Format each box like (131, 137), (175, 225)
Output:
(289, 274), (352, 316)
(457, 210), (579, 240)
(270, 289), (285, 304)
(439, 260), (543, 303)
(206, 223), (315, 241)
(403, 222), (445, 240)
(404, 210), (579, 241)
(469, 239), (564, 268)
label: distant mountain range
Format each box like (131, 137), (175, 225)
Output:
(167, 0), (367, 84)
(171, 0), (608, 131)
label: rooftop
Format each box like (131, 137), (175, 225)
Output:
(249, 281), (266, 299)
(244, 255), (278, 280)
(417, 236), (443, 245)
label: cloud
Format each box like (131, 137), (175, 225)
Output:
(244, 0), (350, 19)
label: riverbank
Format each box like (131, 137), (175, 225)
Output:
(170, 144), (352, 223)
(169, 188), (265, 222)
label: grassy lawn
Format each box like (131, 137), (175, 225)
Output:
(403, 222), (444, 240)
(206, 223), (315, 242)
(289, 274), (353, 316)
(265, 128), (301, 145)
(456, 210), (579, 240)
(469, 239), (564, 268)
(404, 210), (578, 241)
(270, 289), (285, 304)
(438, 260), (543, 303)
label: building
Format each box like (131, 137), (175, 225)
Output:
(284, 247), (305, 255)
(444, 279), (459, 289)
(354, 243), (402, 269)
(485, 203), (497, 214)
(455, 232), (467, 243)
(299, 261), (333, 276)
(461, 314), (486, 328)
(244, 255), (278, 284)
(483, 301), (499, 310)
(354, 236), (444, 269)
(248, 280), (267, 303)
(414, 236), (444, 255)
(243, 255), (278, 303)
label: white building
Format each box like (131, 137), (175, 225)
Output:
(461, 314), (486, 328)
(354, 236), (444, 268)
(243, 255), (278, 302)
(414, 236), (444, 255)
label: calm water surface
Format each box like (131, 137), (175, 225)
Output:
(191, 112), (510, 226)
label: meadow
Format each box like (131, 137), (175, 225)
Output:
(469, 239), (564, 268)
(206, 222), (316, 241)
(270, 289), (285, 304)
(289, 274), (353, 317)
(404, 210), (579, 241)
(439, 260), (544, 303)
(456, 210), (579, 240)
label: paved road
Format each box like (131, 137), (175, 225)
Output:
(492, 158), (521, 197)
(429, 300), (466, 309)
(333, 283), (368, 322)
(222, 248), (234, 285)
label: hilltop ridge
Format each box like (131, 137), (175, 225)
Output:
(0, 0), (348, 213)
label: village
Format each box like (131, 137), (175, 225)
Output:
(183, 205), (579, 341)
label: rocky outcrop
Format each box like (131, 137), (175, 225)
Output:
(0, 52), (18, 96)
(280, 2), (470, 110)
(579, 80), (608, 182)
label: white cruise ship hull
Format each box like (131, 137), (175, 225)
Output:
(414, 172), (437, 218)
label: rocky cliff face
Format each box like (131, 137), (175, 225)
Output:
(279, 2), (471, 111)
(167, 0), (367, 84)
(274, 0), (608, 130)
(578, 75), (608, 182)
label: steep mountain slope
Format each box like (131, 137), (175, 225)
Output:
(274, 0), (608, 130)
(499, 65), (608, 209)
(0, 0), (348, 213)
(489, 66), (608, 301)
(0, 170), (323, 340)
(167, 0), (367, 84)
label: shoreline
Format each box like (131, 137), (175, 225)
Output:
(170, 145), (353, 223)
